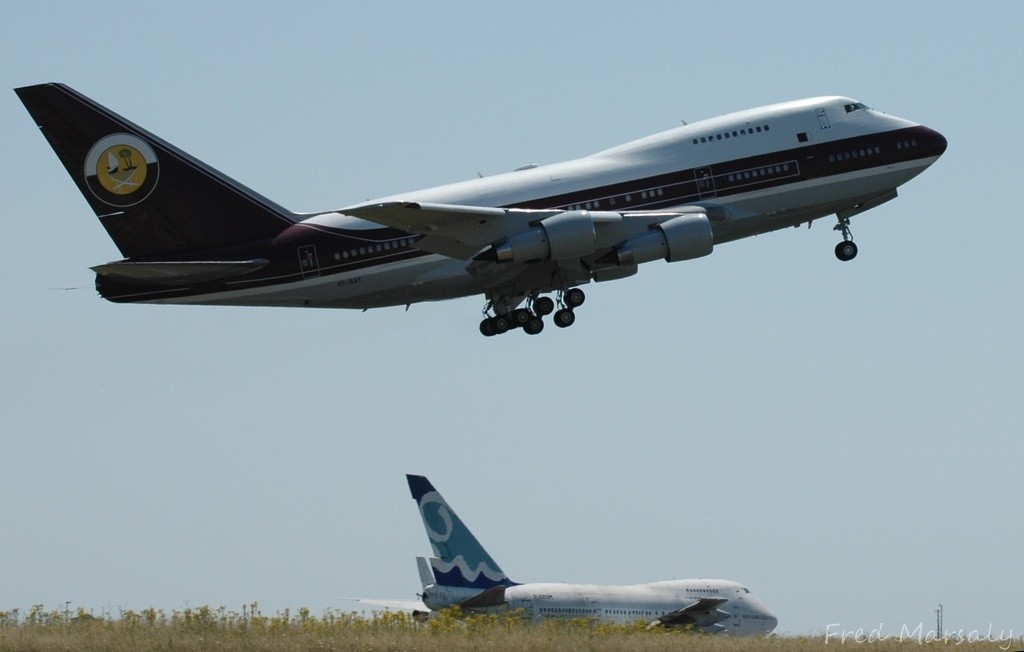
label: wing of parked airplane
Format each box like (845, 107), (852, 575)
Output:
(653, 597), (729, 628)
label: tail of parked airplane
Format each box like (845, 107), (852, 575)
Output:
(406, 474), (514, 589)
(15, 83), (294, 260)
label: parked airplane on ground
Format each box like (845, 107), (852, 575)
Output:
(368, 474), (778, 634)
(17, 84), (945, 336)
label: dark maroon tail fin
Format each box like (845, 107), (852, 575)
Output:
(16, 83), (294, 259)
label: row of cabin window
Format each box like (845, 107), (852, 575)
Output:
(563, 156), (792, 211)
(727, 163), (791, 183)
(566, 188), (665, 211)
(829, 146), (882, 163)
(692, 124), (770, 145)
(896, 139), (919, 150)
(607, 609), (661, 616)
(539, 607), (658, 616)
(686, 588), (721, 594)
(333, 237), (415, 261)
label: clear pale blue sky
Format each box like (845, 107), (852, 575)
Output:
(2, 1), (1020, 637)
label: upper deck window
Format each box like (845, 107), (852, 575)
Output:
(844, 102), (869, 113)
(693, 125), (772, 146)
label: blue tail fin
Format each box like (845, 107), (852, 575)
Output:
(406, 474), (513, 589)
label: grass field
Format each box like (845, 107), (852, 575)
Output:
(1, 605), (1019, 651)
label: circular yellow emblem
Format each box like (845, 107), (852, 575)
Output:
(84, 133), (159, 206)
(95, 144), (148, 195)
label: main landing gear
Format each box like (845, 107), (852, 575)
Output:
(479, 288), (585, 337)
(833, 215), (858, 262)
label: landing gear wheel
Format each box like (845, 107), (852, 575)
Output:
(554, 308), (576, 328)
(833, 216), (857, 261)
(835, 241), (858, 261)
(564, 288), (586, 308)
(534, 296), (555, 316)
(523, 316), (544, 335)
(479, 319), (496, 337)
(491, 315), (511, 334)
(511, 308), (532, 327)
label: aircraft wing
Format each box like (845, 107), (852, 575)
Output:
(653, 597), (729, 628)
(343, 200), (721, 303)
(343, 201), (723, 266)
(341, 201), (563, 259)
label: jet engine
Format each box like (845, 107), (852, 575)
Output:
(612, 213), (713, 265)
(484, 210), (608, 263)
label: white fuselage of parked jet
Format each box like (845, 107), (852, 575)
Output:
(423, 577), (776, 635)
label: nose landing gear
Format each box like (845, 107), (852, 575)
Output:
(834, 215), (858, 261)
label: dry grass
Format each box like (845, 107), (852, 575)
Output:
(0, 605), (1019, 652)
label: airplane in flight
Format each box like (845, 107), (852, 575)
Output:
(361, 474), (778, 634)
(16, 84), (946, 336)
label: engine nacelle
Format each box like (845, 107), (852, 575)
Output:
(491, 210), (602, 263)
(613, 213), (713, 265)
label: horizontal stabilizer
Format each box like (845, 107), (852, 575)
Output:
(91, 259), (269, 285)
(355, 598), (430, 613)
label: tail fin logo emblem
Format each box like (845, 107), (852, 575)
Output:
(84, 134), (159, 206)
(419, 495), (454, 543)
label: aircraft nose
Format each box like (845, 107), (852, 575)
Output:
(922, 126), (948, 158)
(754, 602), (778, 634)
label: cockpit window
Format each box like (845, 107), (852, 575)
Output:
(844, 102), (869, 113)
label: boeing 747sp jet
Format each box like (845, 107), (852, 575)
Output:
(365, 475), (778, 634)
(16, 84), (946, 336)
